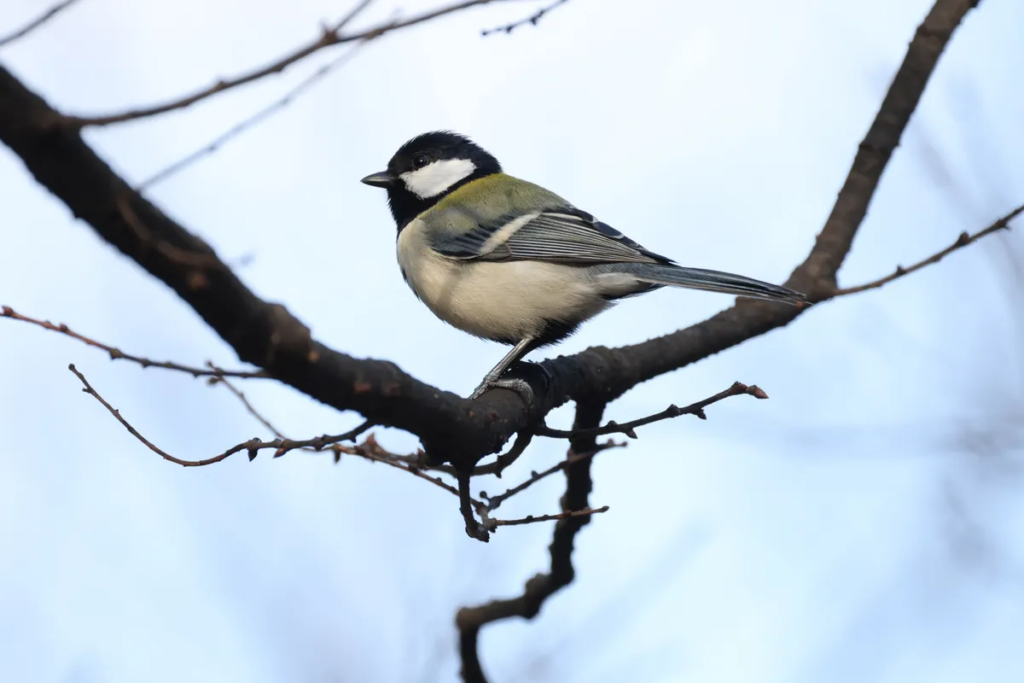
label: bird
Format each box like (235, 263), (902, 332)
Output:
(361, 131), (806, 401)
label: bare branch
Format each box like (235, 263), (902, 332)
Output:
(458, 472), (491, 542)
(69, 363), (368, 466)
(466, 431), (534, 477)
(206, 363), (289, 437)
(0, 0), (82, 48)
(832, 203), (1023, 297)
(458, 401), (607, 683)
(138, 44), (366, 190)
(483, 440), (625, 511)
(537, 381), (767, 440)
(490, 506), (608, 527)
(2, 307), (265, 378)
(65, 0), (519, 128)
(481, 0), (567, 35)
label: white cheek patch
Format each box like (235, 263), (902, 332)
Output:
(400, 158), (477, 199)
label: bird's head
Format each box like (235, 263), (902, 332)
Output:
(361, 131), (501, 229)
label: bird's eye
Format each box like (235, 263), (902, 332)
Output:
(412, 154), (430, 169)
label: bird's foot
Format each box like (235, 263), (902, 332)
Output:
(470, 376), (535, 404)
(469, 363), (550, 404)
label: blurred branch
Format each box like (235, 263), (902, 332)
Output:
(459, 473), (491, 541)
(138, 43), (367, 190)
(537, 381), (767, 440)
(831, 202), (1023, 297)
(65, 0), (520, 128)
(457, 401), (606, 683)
(481, 0), (567, 35)
(1, 306), (266, 378)
(0, 0), (81, 48)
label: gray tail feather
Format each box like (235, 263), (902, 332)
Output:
(629, 263), (806, 305)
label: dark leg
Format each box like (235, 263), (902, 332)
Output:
(469, 337), (536, 401)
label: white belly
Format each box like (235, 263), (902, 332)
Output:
(396, 219), (612, 342)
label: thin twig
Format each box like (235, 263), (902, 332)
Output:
(66, 0), (519, 128)
(536, 382), (768, 440)
(832, 202), (1024, 297)
(139, 43), (367, 190)
(481, 0), (567, 35)
(206, 363), (287, 437)
(468, 431), (534, 477)
(489, 506), (608, 527)
(0, 0), (81, 48)
(484, 440), (625, 511)
(69, 362), (479, 507)
(339, 434), (479, 503)
(69, 363), (367, 466)
(2, 307), (265, 378)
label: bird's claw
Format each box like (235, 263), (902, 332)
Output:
(469, 376), (535, 405)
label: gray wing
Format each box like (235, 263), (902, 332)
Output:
(432, 208), (674, 265)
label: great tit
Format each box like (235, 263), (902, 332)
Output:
(362, 131), (805, 400)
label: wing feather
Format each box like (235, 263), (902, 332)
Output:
(433, 208), (673, 265)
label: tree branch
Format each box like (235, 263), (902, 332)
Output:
(138, 43), (367, 190)
(0, 0), (81, 49)
(481, 439), (624, 511)
(69, 362), (370, 466)
(491, 506), (608, 527)
(536, 381), (767, 440)
(457, 401), (607, 683)
(2, 306), (266, 378)
(63, 0), (518, 128)
(0, 0), (983, 471)
(831, 203), (1022, 297)
(481, 0), (567, 35)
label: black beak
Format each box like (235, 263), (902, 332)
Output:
(360, 171), (394, 188)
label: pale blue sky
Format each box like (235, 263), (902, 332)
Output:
(2, 1), (1023, 681)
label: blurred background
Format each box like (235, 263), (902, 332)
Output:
(2, 0), (1023, 681)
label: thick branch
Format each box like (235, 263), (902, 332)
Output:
(0, 0), (983, 469)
